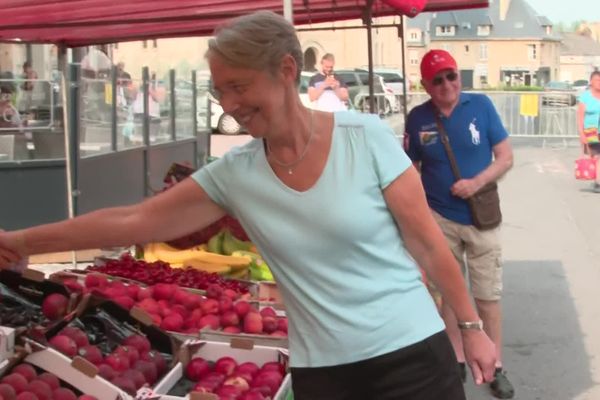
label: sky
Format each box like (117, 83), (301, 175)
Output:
(523, 0), (600, 25)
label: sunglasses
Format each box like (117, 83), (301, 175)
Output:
(432, 71), (458, 86)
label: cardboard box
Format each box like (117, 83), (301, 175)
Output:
(29, 249), (105, 264)
(0, 326), (15, 362)
(0, 269), (81, 335)
(150, 340), (291, 400)
(195, 329), (288, 349)
(22, 339), (131, 400)
(257, 282), (283, 304)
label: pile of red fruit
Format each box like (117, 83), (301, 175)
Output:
(41, 293), (70, 321)
(81, 275), (287, 337)
(185, 356), (285, 400)
(85, 254), (250, 294)
(0, 362), (96, 400)
(48, 325), (166, 396)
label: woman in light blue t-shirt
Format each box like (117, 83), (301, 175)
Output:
(0, 11), (497, 400)
(577, 70), (600, 191)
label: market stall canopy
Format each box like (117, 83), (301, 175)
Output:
(0, 0), (488, 46)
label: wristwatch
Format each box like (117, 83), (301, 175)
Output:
(457, 320), (484, 331)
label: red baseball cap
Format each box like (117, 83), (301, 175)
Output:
(420, 50), (458, 81)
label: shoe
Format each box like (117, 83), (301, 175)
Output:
(458, 362), (467, 383)
(490, 368), (515, 399)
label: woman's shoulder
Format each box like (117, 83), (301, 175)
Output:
(220, 138), (263, 163)
(333, 110), (385, 131)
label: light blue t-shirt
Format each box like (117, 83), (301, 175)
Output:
(579, 90), (600, 130)
(192, 111), (443, 368)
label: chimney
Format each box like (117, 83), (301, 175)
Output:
(499, 0), (511, 21)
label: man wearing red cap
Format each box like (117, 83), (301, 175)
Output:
(405, 49), (515, 399)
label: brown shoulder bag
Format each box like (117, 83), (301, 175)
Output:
(434, 113), (502, 230)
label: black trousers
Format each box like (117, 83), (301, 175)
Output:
(291, 331), (465, 400)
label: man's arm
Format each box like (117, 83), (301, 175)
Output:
(450, 138), (513, 199)
(308, 85), (326, 102)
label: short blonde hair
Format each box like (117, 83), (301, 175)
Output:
(207, 11), (303, 83)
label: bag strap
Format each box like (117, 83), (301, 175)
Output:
(434, 110), (463, 182)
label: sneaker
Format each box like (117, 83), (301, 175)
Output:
(490, 368), (515, 399)
(458, 362), (467, 383)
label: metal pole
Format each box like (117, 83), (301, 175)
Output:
(110, 65), (118, 151)
(58, 46), (77, 269)
(283, 0), (293, 23)
(365, 2), (375, 114)
(191, 70), (201, 168)
(399, 17), (409, 122)
(169, 69), (176, 141)
(67, 63), (81, 218)
(142, 67), (150, 196)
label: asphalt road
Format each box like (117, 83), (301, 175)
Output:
(210, 114), (600, 400)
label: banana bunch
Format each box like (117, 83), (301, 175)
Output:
(208, 229), (255, 255)
(232, 250), (274, 282)
(142, 241), (250, 276)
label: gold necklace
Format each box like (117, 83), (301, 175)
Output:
(267, 110), (314, 175)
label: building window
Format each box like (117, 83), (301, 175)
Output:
(409, 50), (419, 65)
(409, 31), (419, 41)
(152, 39), (158, 48)
(436, 25), (455, 36)
(477, 25), (491, 36)
(545, 26), (552, 35)
(143, 40), (148, 49)
(465, 45), (470, 53)
(479, 43), (488, 60)
(528, 44), (537, 60)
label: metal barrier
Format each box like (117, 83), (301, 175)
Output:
(405, 91), (579, 138)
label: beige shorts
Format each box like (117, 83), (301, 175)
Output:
(431, 210), (503, 301)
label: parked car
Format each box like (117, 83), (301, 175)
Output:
(298, 71), (315, 109)
(541, 81), (577, 107)
(572, 79), (589, 97)
(335, 69), (396, 115)
(372, 68), (410, 111)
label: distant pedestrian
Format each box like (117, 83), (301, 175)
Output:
(405, 49), (515, 399)
(308, 53), (349, 112)
(577, 70), (600, 192)
(18, 61), (37, 113)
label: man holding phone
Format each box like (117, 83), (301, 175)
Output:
(308, 53), (349, 112)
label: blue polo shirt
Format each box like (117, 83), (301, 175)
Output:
(405, 93), (508, 225)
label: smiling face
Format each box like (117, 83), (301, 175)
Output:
(422, 68), (462, 110)
(208, 52), (297, 138)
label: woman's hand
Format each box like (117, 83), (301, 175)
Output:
(461, 329), (497, 385)
(0, 230), (25, 269)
